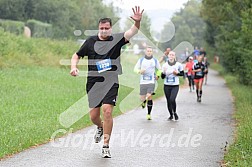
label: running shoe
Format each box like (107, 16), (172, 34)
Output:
(168, 115), (173, 120)
(147, 114), (151, 120)
(198, 97), (201, 102)
(174, 113), (179, 121)
(102, 145), (111, 158)
(141, 100), (147, 109)
(94, 127), (103, 143)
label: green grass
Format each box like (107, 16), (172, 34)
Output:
(211, 64), (252, 166)
(0, 67), (86, 157)
(0, 29), (79, 68)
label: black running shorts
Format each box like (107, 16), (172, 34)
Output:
(86, 82), (119, 108)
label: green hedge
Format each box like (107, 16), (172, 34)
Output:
(0, 19), (25, 35)
(26, 19), (53, 38)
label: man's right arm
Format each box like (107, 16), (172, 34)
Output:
(70, 39), (88, 76)
(70, 53), (80, 76)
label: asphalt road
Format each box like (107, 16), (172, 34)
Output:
(0, 69), (234, 167)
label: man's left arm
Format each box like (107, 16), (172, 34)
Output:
(124, 6), (144, 41)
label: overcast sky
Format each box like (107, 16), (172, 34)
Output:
(105, 0), (188, 10)
(103, 0), (189, 32)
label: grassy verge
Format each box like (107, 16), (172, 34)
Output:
(0, 67), (85, 158)
(210, 63), (252, 166)
(0, 29), (78, 68)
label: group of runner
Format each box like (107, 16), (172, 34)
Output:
(134, 47), (183, 121)
(134, 46), (209, 121)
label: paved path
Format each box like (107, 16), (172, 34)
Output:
(0, 70), (234, 167)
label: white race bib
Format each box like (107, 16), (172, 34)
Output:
(166, 76), (175, 83)
(143, 75), (152, 80)
(96, 59), (112, 73)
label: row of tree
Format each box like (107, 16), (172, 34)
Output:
(0, 0), (118, 39)
(0, 0), (154, 40)
(201, 0), (252, 85)
(159, 0), (206, 52)
(159, 0), (251, 86)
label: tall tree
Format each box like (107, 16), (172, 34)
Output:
(159, 0), (206, 50)
(0, 0), (27, 21)
(172, 24), (194, 49)
(201, 0), (252, 85)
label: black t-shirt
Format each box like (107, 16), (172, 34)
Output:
(193, 62), (206, 79)
(76, 33), (129, 83)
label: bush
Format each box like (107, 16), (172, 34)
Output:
(238, 49), (252, 85)
(26, 19), (53, 38)
(0, 19), (25, 35)
(238, 9), (252, 85)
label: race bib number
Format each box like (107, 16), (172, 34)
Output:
(166, 76), (175, 83)
(143, 75), (152, 80)
(96, 59), (112, 73)
(196, 71), (203, 76)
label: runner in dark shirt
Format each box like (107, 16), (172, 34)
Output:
(193, 55), (207, 102)
(70, 6), (144, 158)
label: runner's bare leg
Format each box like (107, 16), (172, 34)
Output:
(102, 104), (113, 145)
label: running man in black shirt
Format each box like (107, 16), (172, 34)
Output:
(70, 6), (144, 158)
